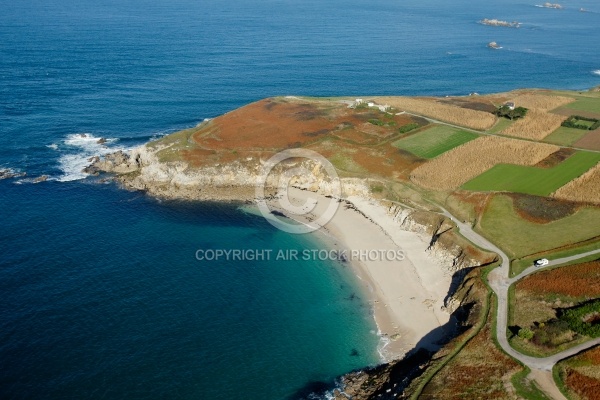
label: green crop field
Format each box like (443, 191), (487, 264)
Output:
(477, 195), (600, 258)
(543, 126), (591, 146)
(462, 151), (600, 196)
(392, 125), (479, 159)
(563, 96), (600, 114)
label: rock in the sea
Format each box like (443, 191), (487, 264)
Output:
(479, 18), (520, 28)
(0, 168), (26, 180)
(541, 2), (562, 9)
(33, 175), (49, 183)
(487, 41), (501, 49)
(97, 137), (108, 144)
(82, 164), (100, 175)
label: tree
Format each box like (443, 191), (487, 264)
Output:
(496, 105), (528, 120)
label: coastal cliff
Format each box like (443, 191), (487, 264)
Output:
(87, 145), (344, 201)
(88, 142), (499, 398)
(331, 267), (490, 399)
(88, 144), (496, 286)
(85, 94), (543, 398)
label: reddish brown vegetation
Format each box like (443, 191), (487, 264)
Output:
(191, 98), (419, 153)
(510, 193), (579, 223)
(581, 346), (600, 364)
(517, 260), (600, 298)
(421, 307), (520, 398)
(312, 140), (423, 180)
(352, 146), (423, 179)
(534, 148), (576, 168)
(565, 368), (600, 400)
(193, 99), (341, 151)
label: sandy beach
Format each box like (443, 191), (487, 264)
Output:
(267, 187), (455, 361)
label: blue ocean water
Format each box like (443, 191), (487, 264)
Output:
(1, 0), (599, 398)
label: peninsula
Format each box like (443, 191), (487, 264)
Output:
(89, 88), (600, 399)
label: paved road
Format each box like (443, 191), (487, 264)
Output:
(438, 207), (600, 399)
(510, 249), (600, 284)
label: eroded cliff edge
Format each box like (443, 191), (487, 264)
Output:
(87, 142), (499, 399)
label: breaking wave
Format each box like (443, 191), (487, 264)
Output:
(57, 133), (120, 182)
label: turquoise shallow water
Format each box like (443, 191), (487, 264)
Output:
(1, 0), (600, 398)
(0, 181), (379, 399)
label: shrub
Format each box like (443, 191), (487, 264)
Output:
(559, 299), (600, 337)
(369, 118), (396, 127)
(368, 119), (385, 126)
(518, 327), (535, 340)
(398, 122), (420, 134)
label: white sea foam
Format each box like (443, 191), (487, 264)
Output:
(46, 143), (59, 150)
(57, 133), (121, 182)
(376, 327), (392, 363)
(593, 70), (600, 76)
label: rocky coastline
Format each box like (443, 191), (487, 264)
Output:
(86, 144), (498, 398)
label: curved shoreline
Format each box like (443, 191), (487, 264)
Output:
(262, 187), (460, 361)
(92, 143), (491, 362)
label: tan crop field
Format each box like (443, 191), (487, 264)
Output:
(500, 110), (566, 140)
(373, 96), (497, 130)
(509, 94), (575, 112)
(410, 136), (559, 190)
(553, 162), (600, 204)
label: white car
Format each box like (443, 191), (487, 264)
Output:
(534, 258), (549, 267)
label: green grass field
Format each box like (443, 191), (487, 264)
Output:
(563, 96), (600, 114)
(462, 151), (600, 196)
(487, 117), (514, 134)
(510, 244), (600, 277)
(575, 118), (596, 128)
(477, 195), (600, 258)
(543, 126), (591, 146)
(392, 125), (479, 159)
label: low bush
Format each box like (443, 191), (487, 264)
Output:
(518, 327), (534, 340)
(559, 299), (600, 337)
(398, 122), (420, 134)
